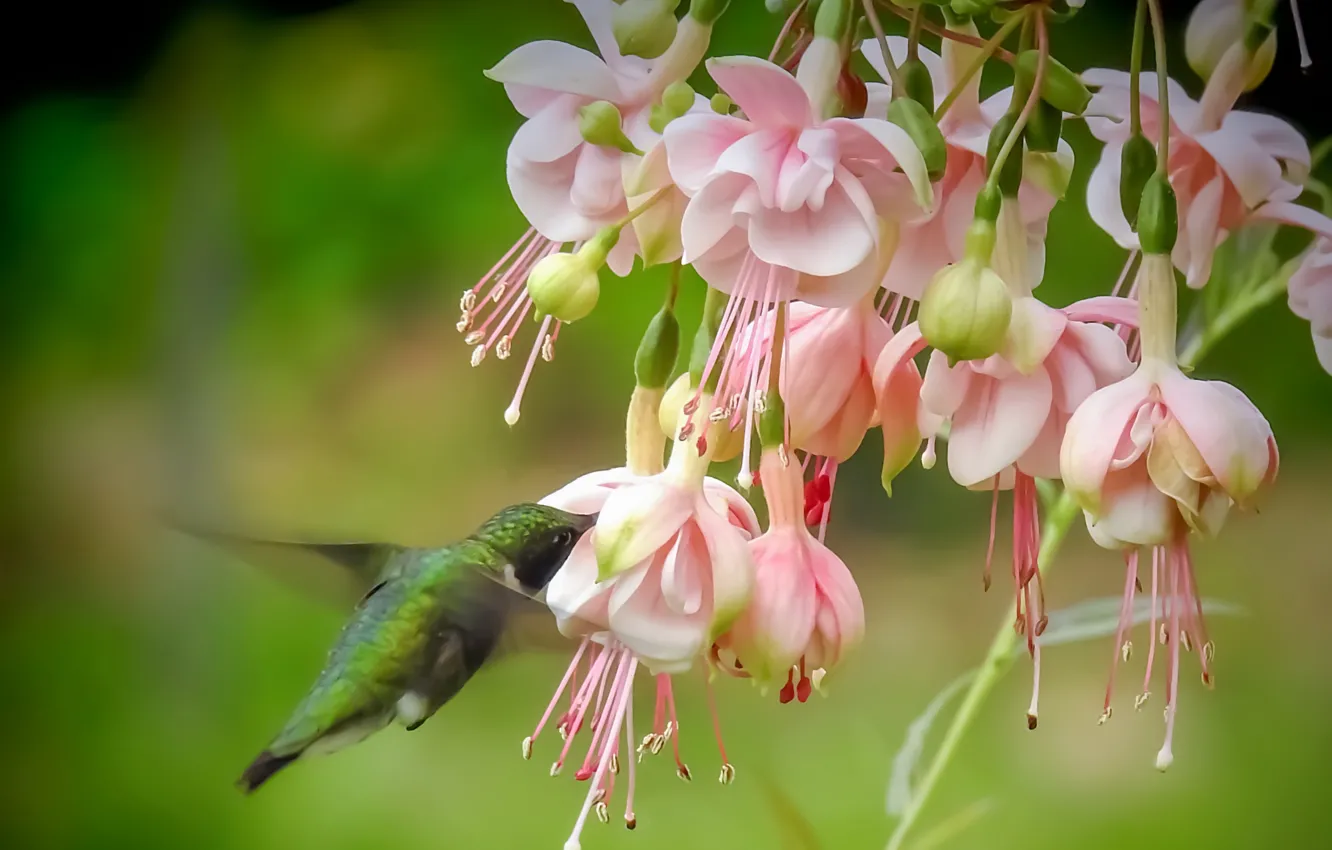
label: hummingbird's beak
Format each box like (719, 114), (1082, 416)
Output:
(574, 512), (599, 534)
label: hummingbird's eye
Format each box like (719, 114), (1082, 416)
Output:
(554, 530), (573, 548)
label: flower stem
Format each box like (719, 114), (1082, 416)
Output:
(983, 9), (1044, 198)
(906, 2), (923, 60)
(862, 0), (905, 93)
(878, 0), (1015, 64)
(933, 12), (1026, 122)
(1146, 0), (1170, 169)
(886, 254), (1289, 850)
(1129, 0), (1147, 136)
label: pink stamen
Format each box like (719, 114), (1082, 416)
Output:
(577, 650), (628, 780)
(767, 0), (807, 63)
(530, 638), (590, 748)
(564, 650), (638, 850)
(663, 676), (687, 777)
(505, 313), (553, 426)
(553, 646), (613, 772)
(984, 477), (1000, 592)
(1140, 546), (1162, 703)
(816, 459), (838, 544)
(623, 689), (638, 829)
(704, 670), (731, 768)
(652, 674), (667, 737)
(1158, 545), (1184, 771)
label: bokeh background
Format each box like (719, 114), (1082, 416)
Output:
(2, 2), (1330, 849)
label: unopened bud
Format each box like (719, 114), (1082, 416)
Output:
(986, 113), (1024, 197)
(887, 97), (947, 182)
(635, 306), (682, 389)
(1015, 51), (1092, 116)
(579, 101), (643, 155)
(689, 0), (731, 24)
(662, 80), (696, 116)
(613, 0), (681, 60)
(526, 231), (618, 323)
(1137, 172), (1179, 255)
(918, 241), (1012, 363)
(1119, 133), (1157, 231)
(710, 93), (734, 114)
(1024, 99), (1063, 153)
(898, 57), (935, 110)
(812, 0), (850, 40)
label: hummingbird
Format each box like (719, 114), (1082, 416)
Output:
(184, 502), (597, 793)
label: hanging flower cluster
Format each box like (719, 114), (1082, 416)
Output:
(462, 0), (1329, 844)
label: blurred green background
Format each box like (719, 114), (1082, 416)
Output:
(2, 2), (1330, 849)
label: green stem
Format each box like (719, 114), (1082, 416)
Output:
(933, 12), (1026, 121)
(1146, 0), (1170, 169)
(863, 0), (905, 93)
(878, 0), (1015, 64)
(1129, 0), (1147, 136)
(907, 2), (923, 60)
(888, 255), (1290, 850)
(983, 9), (1043, 197)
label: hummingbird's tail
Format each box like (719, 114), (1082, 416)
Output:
(237, 750), (299, 794)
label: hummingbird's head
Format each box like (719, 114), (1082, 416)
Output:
(477, 503), (597, 593)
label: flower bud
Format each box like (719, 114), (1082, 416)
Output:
(1137, 172), (1179, 255)
(1023, 98), (1063, 153)
(688, 0), (731, 24)
(887, 97), (947, 181)
(634, 306), (681, 389)
(613, 0), (680, 60)
(950, 0), (998, 17)
(526, 229), (618, 323)
(986, 113), (1024, 197)
(918, 255), (1012, 363)
(579, 101), (643, 154)
(898, 56), (935, 109)
(1119, 132), (1157, 231)
(1186, 0), (1276, 91)
(1015, 51), (1092, 116)
(710, 93), (734, 114)
(662, 80), (695, 116)
(812, 0), (851, 40)
(659, 374), (744, 460)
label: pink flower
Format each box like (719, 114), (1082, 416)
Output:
(1084, 68), (1314, 287)
(1060, 363), (1278, 550)
(724, 449), (865, 701)
(663, 55), (933, 306)
(729, 299), (892, 462)
(486, 0), (651, 274)
(862, 33), (1072, 298)
(528, 449), (760, 845)
(1289, 237), (1332, 375)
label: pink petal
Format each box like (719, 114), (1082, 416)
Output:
(920, 350), (972, 419)
(1058, 371), (1153, 511)
(570, 142), (628, 219)
(662, 522), (706, 616)
(825, 117), (934, 212)
(1046, 339), (1097, 414)
(800, 373), (877, 461)
(947, 368), (1054, 487)
(694, 500), (756, 639)
(881, 216), (955, 300)
(707, 56), (812, 129)
(1086, 463), (1175, 549)
(808, 542), (864, 667)
(872, 322), (927, 396)
(594, 479), (693, 579)
(679, 173), (748, 265)
(733, 531), (818, 681)
(793, 241), (884, 307)
(546, 534), (611, 634)
(608, 556), (709, 671)
(749, 181), (877, 277)
(1252, 201), (1332, 240)
(508, 155), (600, 242)
(1063, 295), (1140, 327)
(1063, 322), (1135, 386)
(1181, 175), (1225, 288)
(701, 479), (762, 538)
(508, 94), (586, 164)
(1314, 334), (1332, 375)
(1016, 409), (1063, 480)
(663, 112), (755, 195)
(1221, 109), (1310, 182)
(713, 128), (795, 208)
(1002, 296), (1068, 374)
(1195, 125), (1284, 209)
(486, 41), (623, 110)
(1158, 370), (1275, 501)
(782, 307), (861, 434)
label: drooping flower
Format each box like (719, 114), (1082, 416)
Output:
(1084, 68), (1315, 287)
(723, 448), (865, 702)
(876, 293), (1137, 725)
(527, 403), (760, 846)
(1288, 237), (1332, 375)
(663, 55), (932, 305)
(1060, 256), (1278, 767)
(861, 32), (1073, 299)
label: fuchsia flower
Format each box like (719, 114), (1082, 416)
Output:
(862, 33), (1072, 298)
(724, 448), (865, 702)
(526, 423), (759, 847)
(1060, 260), (1278, 768)
(876, 294), (1137, 724)
(1289, 237), (1332, 375)
(1085, 69), (1315, 287)
(663, 55), (933, 305)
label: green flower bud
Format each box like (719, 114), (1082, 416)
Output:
(526, 228), (618, 323)
(898, 57), (936, 109)
(887, 97), (947, 182)
(634, 306), (681, 389)
(986, 113), (1024, 197)
(1015, 51), (1092, 116)
(613, 0), (680, 61)
(1023, 98), (1063, 153)
(1137, 172), (1179, 255)
(662, 80), (696, 116)
(579, 101), (643, 154)
(812, 0), (851, 40)
(710, 93), (734, 114)
(688, 0), (730, 24)
(950, 0), (996, 17)
(973, 183), (1002, 225)
(918, 256), (1012, 363)
(1119, 132), (1157, 231)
